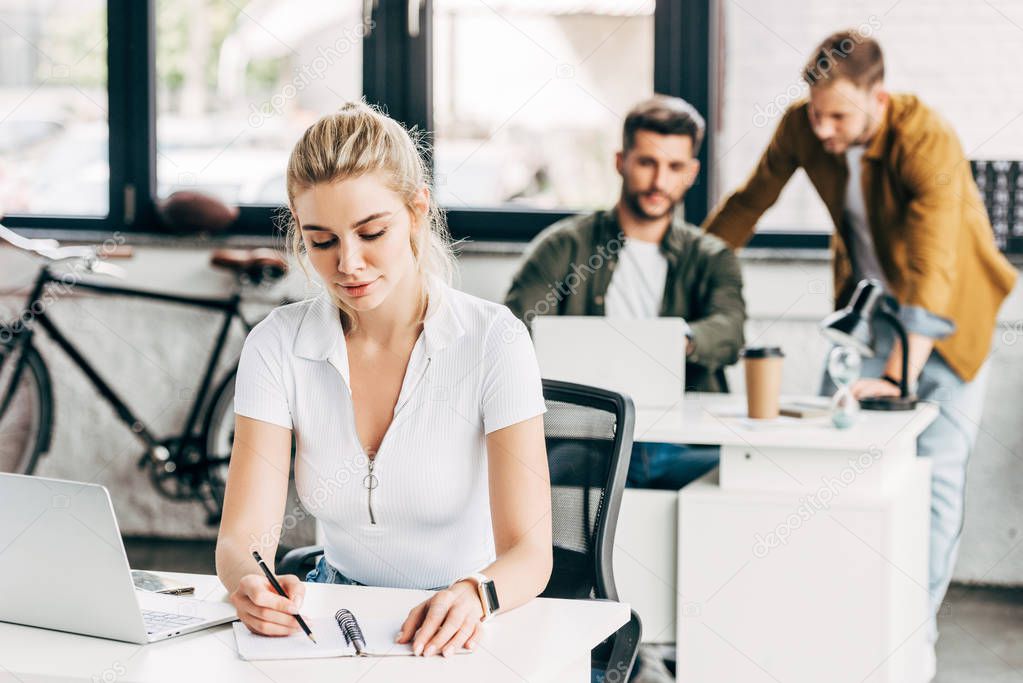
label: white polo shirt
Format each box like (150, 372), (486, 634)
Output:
(233, 281), (546, 589)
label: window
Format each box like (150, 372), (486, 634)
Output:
(4, 0), (1019, 252)
(431, 0), (654, 212)
(154, 0), (366, 206)
(0, 0), (108, 216)
(713, 0), (1023, 234)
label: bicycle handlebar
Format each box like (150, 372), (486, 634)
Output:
(0, 222), (133, 274)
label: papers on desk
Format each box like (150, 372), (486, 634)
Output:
(709, 406), (831, 430)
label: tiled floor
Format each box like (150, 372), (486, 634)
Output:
(126, 538), (1023, 682)
(934, 584), (1023, 682)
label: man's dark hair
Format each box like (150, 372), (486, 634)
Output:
(803, 30), (884, 89)
(623, 95), (706, 156)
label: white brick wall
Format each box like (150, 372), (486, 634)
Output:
(2, 245), (1021, 585)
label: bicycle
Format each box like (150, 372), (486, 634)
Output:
(0, 222), (289, 525)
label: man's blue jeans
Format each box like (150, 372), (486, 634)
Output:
(821, 321), (990, 644)
(626, 442), (720, 490)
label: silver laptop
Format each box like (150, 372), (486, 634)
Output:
(532, 316), (687, 408)
(0, 473), (237, 643)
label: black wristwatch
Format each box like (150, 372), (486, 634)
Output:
(453, 573), (500, 621)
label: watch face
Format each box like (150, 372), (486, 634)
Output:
(483, 580), (500, 612)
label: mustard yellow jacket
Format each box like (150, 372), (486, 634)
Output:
(704, 94), (1017, 381)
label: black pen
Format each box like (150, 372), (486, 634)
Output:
(252, 550), (316, 643)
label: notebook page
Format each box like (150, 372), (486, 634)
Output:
(356, 615), (414, 657)
(233, 618), (353, 660)
(336, 606), (467, 657)
(233, 610), (469, 659)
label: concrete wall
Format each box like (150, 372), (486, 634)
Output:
(1, 243), (1021, 586)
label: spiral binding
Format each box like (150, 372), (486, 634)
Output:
(335, 608), (367, 655)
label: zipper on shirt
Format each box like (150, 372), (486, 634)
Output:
(365, 456), (378, 525)
(358, 353), (431, 527)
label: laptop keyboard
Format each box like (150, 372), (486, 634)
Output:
(142, 609), (203, 633)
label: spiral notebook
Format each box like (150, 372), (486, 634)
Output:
(233, 608), (468, 660)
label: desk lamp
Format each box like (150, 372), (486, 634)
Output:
(819, 278), (917, 411)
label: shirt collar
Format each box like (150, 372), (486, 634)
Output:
(418, 279), (466, 356)
(863, 103), (893, 161)
(602, 206), (688, 269)
(293, 278), (465, 367)
(601, 205), (687, 252)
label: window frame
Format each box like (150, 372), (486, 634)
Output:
(0, 0), (152, 233)
(4, 0), (1014, 255)
(0, 0), (885, 251)
(398, 0), (833, 248)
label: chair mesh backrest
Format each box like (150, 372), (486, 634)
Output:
(541, 392), (623, 600)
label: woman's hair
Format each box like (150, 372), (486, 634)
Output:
(284, 101), (455, 332)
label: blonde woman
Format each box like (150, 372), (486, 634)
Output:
(215, 102), (552, 657)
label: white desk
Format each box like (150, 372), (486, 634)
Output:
(611, 394), (939, 681)
(0, 572), (629, 683)
(634, 393), (937, 454)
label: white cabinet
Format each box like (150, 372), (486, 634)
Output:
(676, 461), (932, 683)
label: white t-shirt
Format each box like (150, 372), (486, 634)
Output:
(604, 238), (668, 318)
(233, 282), (546, 589)
(844, 145), (891, 289)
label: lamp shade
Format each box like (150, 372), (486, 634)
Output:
(818, 278), (885, 357)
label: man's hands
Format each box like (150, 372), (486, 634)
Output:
(851, 377), (901, 400)
(396, 580), (484, 657)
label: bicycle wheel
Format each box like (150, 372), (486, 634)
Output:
(201, 366), (296, 521)
(0, 338), (54, 474)
(201, 367), (238, 517)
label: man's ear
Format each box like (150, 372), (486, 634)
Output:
(685, 159), (701, 188)
(872, 83), (889, 111)
(615, 150), (625, 177)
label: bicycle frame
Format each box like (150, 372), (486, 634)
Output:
(3, 265), (255, 462)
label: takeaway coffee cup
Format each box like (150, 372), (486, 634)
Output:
(741, 346), (785, 419)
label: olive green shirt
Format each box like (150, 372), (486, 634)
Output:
(505, 209), (747, 393)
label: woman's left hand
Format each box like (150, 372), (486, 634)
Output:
(396, 580), (484, 657)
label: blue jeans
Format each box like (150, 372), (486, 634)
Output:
(821, 319), (990, 643)
(626, 442), (720, 490)
(305, 556), (365, 585)
(305, 556), (447, 591)
(548, 439), (718, 492)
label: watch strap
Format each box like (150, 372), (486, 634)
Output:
(452, 573), (499, 621)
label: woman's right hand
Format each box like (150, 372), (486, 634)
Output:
(229, 573), (307, 636)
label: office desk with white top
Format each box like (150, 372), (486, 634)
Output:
(611, 393), (939, 682)
(0, 571), (629, 683)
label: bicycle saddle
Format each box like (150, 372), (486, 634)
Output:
(210, 248), (288, 282)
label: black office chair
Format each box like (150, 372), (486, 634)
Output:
(538, 379), (642, 681)
(278, 379), (641, 679)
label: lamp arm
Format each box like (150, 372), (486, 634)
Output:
(876, 308), (911, 398)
